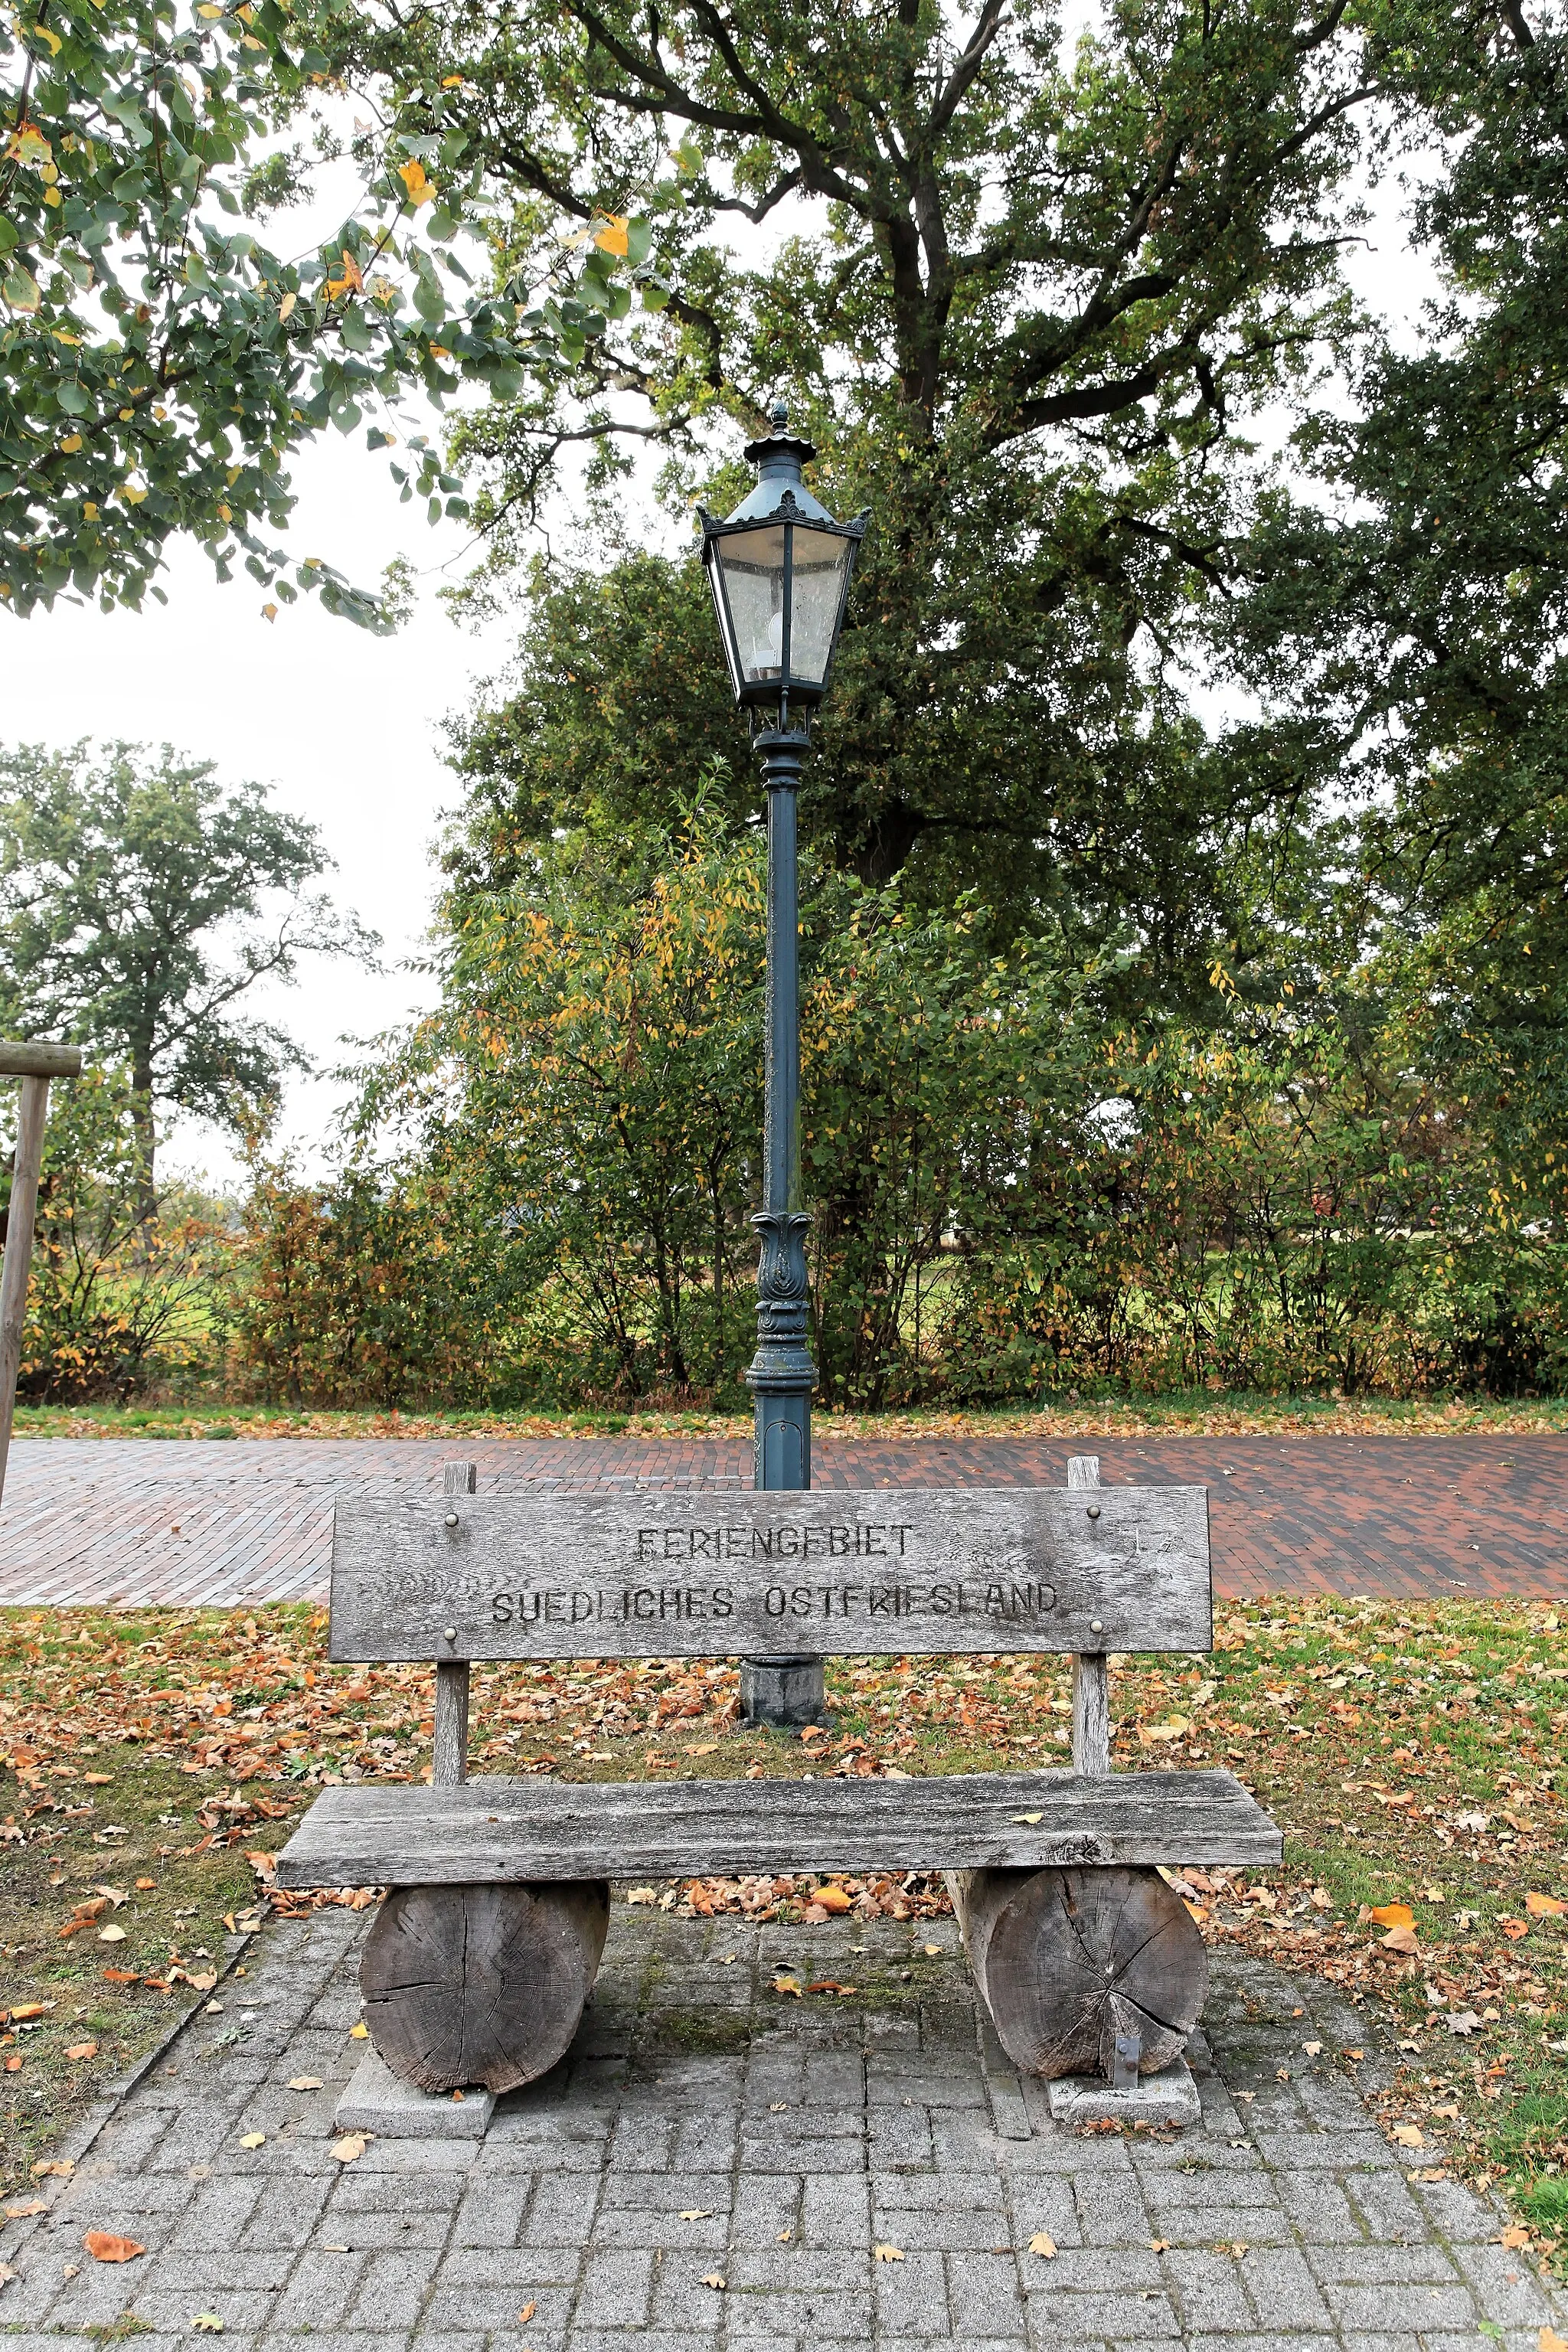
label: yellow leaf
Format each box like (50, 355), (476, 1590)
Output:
(31, 24), (62, 53)
(398, 158), (436, 206)
(197, 5), (223, 14)
(192, 2314), (224, 2334)
(874, 2244), (904, 2263)
(593, 213), (630, 256)
(1369, 1903), (1415, 1930)
(278, 290), (296, 322)
(1029, 2233), (1057, 2259)
(6, 122), (52, 168)
(772, 1974), (802, 1998)
(261, 603), (278, 622)
(349, 2019), (368, 2037)
(60, 433), (83, 452)
(238, 2133), (265, 2150)
(811, 1885), (852, 1914)
(441, 72), (464, 84)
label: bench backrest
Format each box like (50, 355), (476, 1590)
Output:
(328, 1478), (1212, 1665)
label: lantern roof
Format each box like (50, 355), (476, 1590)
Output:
(717, 398), (840, 527)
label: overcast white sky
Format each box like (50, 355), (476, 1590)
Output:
(0, 60), (1440, 1196)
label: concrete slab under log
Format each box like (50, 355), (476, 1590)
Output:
(334, 2045), (495, 2138)
(1047, 2055), (1200, 2128)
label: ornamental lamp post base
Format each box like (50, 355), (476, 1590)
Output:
(740, 1653), (829, 1729)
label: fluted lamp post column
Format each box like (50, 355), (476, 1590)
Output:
(700, 400), (868, 1728)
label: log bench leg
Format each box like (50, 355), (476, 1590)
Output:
(360, 1881), (610, 2095)
(948, 1864), (1208, 2082)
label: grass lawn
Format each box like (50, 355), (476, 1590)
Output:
(0, 1596), (1562, 2277)
(12, 1392), (1568, 1439)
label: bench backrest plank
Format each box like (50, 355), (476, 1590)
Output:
(328, 1485), (1212, 1664)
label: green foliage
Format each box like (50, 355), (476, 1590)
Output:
(0, 737), (375, 1196)
(0, 0), (672, 620)
(7, 1063), (227, 1400)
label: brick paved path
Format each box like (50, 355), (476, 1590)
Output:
(1, 1434), (1563, 1607)
(3, 1902), (1559, 2350)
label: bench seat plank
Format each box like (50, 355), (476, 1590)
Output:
(275, 1767), (1280, 1888)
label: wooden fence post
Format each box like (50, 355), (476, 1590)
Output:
(0, 1044), (83, 1508)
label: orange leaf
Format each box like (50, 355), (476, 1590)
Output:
(593, 213), (630, 256)
(397, 158), (435, 206)
(83, 2233), (145, 2263)
(811, 1885), (852, 1915)
(101, 1968), (138, 1982)
(1540, 2328), (1568, 2352)
(1524, 1891), (1565, 1919)
(65, 2042), (97, 2060)
(5, 2057), (21, 2073)
(1370, 1903), (1415, 1930)
(1500, 1919), (1530, 1941)
(1501, 2226), (1531, 2250)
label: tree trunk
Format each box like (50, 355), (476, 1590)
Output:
(949, 1864), (1207, 2079)
(129, 1048), (157, 1223)
(359, 1880), (609, 2094)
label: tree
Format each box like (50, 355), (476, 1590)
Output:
(0, 738), (375, 1203)
(378, 0), (1410, 965)
(1, 0), (666, 621)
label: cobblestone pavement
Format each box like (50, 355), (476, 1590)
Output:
(3, 1903), (1563, 2350)
(2, 1434), (1565, 1606)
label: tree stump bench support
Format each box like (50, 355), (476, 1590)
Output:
(276, 1456), (1281, 2096)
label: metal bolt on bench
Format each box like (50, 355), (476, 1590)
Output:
(277, 1453), (1281, 2106)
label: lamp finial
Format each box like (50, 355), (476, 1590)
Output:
(769, 393), (789, 433)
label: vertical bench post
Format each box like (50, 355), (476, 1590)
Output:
(1067, 1455), (1111, 1775)
(433, 1461), (475, 1785)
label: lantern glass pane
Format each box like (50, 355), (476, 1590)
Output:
(714, 524), (787, 684)
(788, 525), (853, 687)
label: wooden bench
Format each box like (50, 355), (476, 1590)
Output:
(276, 1458), (1281, 2098)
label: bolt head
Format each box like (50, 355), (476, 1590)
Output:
(444, 1511), (459, 1527)
(443, 1626), (457, 1642)
(1089, 1619), (1104, 1633)
(1086, 1503), (1101, 1519)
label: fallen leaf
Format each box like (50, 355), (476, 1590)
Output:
(874, 2244), (905, 2263)
(349, 2021), (368, 2039)
(5, 2201), (45, 2219)
(83, 2233), (145, 2263)
(287, 2077), (322, 2092)
(1029, 2233), (1058, 2259)
(1501, 2227), (1531, 2250)
(64, 2041), (97, 2061)
(1381, 1925), (1419, 1955)
(7, 2004), (46, 2022)
(1540, 2328), (1568, 2352)
(238, 2134), (265, 2150)
(1370, 1903), (1416, 1930)
(811, 1885), (852, 1914)
(1393, 2125), (1425, 2149)
(805, 1981), (858, 1997)
(0, 2265), (15, 2285)
(679, 2210), (714, 2221)
(1445, 2011), (1482, 2036)
(772, 1975), (802, 1998)
(31, 2161), (72, 2177)
(517, 2305), (535, 2324)
(1501, 1919), (1530, 1942)
(101, 1968), (138, 1984)
(700, 2273), (726, 2291)
(1525, 1892), (1566, 1919)
(136, 1877), (155, 1891)
(192, 2314), (224, 2333)
(330, 2135), (367, 2163)
(83, 1774), (113, 1787)
(5, 2056), (21, 2073)
(1302, 2041), (1322, 2056)
(1150, 2238), (1171, 2252)
(97, 1926), (126, 1944)
(1011, 1811), (1044, 1824)
(924, 1943), (942, 1958)
(626, 1887), (656, 1906)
